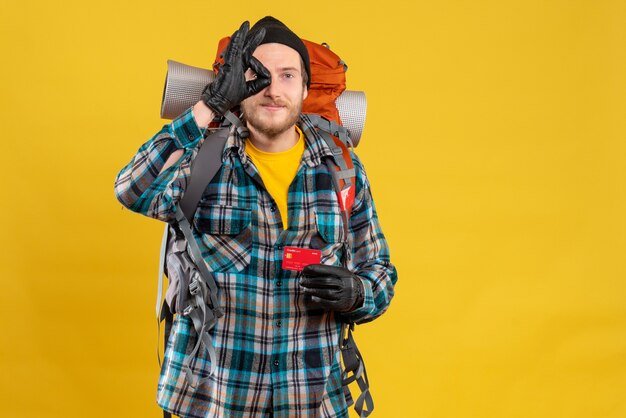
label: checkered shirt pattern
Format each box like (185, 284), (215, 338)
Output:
(115, 108), (397, 417)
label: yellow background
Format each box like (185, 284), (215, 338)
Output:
(1, 1), (625, 417)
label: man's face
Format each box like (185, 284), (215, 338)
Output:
(241, 43), (308, 138)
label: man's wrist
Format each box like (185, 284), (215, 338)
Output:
(192, 101), (216, 128)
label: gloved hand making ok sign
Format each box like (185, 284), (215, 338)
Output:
(300, 265), (365, 313)
(201, 21), (271, 116)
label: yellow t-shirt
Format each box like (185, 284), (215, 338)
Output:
(245, 127), (305, 229)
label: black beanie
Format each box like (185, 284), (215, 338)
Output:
(248, 16), (311, 88)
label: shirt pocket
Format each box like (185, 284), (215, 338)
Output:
(311, 211), (346, 266)
(193, 204), (252, 272)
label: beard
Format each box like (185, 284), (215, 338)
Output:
(241, 96), (303, 139)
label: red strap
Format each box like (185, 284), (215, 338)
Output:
(331, 136), (355, 213)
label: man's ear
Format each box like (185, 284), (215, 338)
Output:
(303, 86), (308, 101)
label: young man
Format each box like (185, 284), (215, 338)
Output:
(115, 16), (397, 418)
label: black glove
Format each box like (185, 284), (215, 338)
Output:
(300, 264), (365, 313)
(201, 21), (271, 116)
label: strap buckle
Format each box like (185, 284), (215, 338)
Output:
(182, 304), (195, 316)
(189, 277), (200, 296)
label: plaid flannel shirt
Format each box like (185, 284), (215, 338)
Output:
(115, 108), (397, 418)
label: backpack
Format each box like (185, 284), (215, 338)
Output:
(157, 39), (373, 417)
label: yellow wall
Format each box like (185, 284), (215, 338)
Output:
(1, 1), (625, 417)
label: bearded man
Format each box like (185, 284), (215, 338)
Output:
(115, 16), (397, 418)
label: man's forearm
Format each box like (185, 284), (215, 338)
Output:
(115, 106), (207, 221)
(159, 101), (215, 173)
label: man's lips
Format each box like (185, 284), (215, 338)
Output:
(261, 102), (286, 111)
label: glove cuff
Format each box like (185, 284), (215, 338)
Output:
(350, 275), (365, 311)
(201, 84), (225, 116)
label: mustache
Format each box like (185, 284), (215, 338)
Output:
(258, 99), (288, 107)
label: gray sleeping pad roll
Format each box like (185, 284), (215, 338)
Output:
(160, 60), (367, 146)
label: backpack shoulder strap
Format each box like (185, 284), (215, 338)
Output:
(306, 116), (375, 418)
(324, 142), (375, 418)
(179, 126), (230, 220)
(306, 114), (356, 215)
(157, 125), (229, 322)
(156, 124), (230, 391)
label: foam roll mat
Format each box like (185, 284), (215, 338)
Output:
(161, 60), (367, 146)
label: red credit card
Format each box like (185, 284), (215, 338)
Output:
(282, 246), (321, 271)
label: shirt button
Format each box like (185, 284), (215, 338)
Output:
(276, 320), (282, 328)
(270, 205), (276, 212)
(188, 134), (194, 140)
(273, 359), (279, 367)
(276, 280), (282, 287)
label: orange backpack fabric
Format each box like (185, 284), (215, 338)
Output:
(212, 38), (347, 125)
